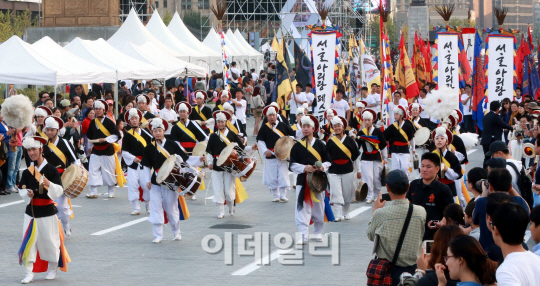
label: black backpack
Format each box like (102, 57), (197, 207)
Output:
(506, 162), (534, 208)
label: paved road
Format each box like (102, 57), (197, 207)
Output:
(0, 118), (533, 285)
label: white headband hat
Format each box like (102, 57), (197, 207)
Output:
(393, 107), (404, 115)
(362, 110), (373, 120)
(266, 106), (277, 115)
(325, 109), (335, 116)
(196, 91), (206, 99)
(137, 96), (147, 103)
(331, 116), (343, 126)
(151, 118), (165, 130)
(128, 108), (140, 120)
(356, 101), (365, 108)
(301, 115), (315, 128)
(216, 112), (227, 121)
(221, 90), (230, 98)
(44, 117), (59, 129)
(22, 137), (43, 149)
(434, 127), (448, 140)
(411, 103), (420, 110)
(178, 103), (189, 112)
(302, 103), (309, 110)
(296, 107), (305, 115)
(94, 100), (105, 110)
(223, 102), (234, 112)
(35, 108), (48, 117)
(270, 102), (279, 108)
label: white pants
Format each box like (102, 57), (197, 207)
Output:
(212, 171), (236, 204)
(361, 160), (384, 201)
(295, 185), (325, 239)
(127, 167), (150, 212)
(88, 154), (117, 187)
(55, 194), (72, 230)
(148, 185), (181, 240)
(391, 153), (410, 173)
(328, 172), (355, 205)
(263, 158), (290, 198)
(21, 214), (60, 265)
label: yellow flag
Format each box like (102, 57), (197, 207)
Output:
(276, 38), (292, 112)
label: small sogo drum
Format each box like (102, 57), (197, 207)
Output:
(216, 143), (257, 181)
(307, 171), (328, 193)
(414, 127), (431, 146)
(61, 164), (89, 198)
(274, 136), (295, 161)
(156, 156), (202, 198)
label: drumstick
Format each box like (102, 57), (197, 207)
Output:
(88, 139), (100, 143)
(257, 150), (264, 165)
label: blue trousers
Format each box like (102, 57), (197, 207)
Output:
(7, 146), (22, 189)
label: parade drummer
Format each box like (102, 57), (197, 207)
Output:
(256, 105), (295, 202)
(409, 103), (430, 132)
(383, 105), (416, 172)
(262, 102), (288, 125)
(170, 101), (209, 153)
(326, 116), (360, 221)
(356, 109), (388, 204)
(141, 118), (205, 244)
(223, 102), (247, 144)
(349, 100), (366, 134)
(189, 90), (214, 133)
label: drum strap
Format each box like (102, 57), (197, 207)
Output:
(48, 141), (67, 166)
(26, 166), (48, 190)
(176, 122), (197, 142)
(330, 136), (352, 159)
(128, 129), (147, 147)
(266, 122), (284, 137)
(291, 124), (298, 131)
(432, 149), (451, 169)
(141, 116), (147, 123)
(299, 139), (321, 161)
(326, 123), (334, 134)
(227, 121), (239, 135)
(393, 122), (410, 146)
(411, 118), (422, 129)
(195, 106), (208, 121)
(153, 142), (171, 158)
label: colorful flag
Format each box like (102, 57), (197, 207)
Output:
(522, 54), (531, 97)
(283, 40), (297, 89)
(528, 26), (535, 51)
(528, 55), (540, 99)
(398, 33), (419, 99)
(380, 24), (393, 101)
(276, 38), (292, 113)
(271, 35), (279, 52)
(516, 34), (531, 87)
(425, 37), (433, 83)
(293, 40), (312, 89)
(472, 30), (484, 113)
(413, 32), (428, 89)
(458, 37), (473, 87)
(360, 37), (381, 93)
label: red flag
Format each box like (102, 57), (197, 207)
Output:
(528, 26), (535, 51)
(398, 34), (420, 99)
(472, 55), (485, 112)
(516, 34), (532, 87)
(425, 38), (433, 83)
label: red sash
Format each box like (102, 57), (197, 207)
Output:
(333, 159), (349, 164)
(32, 198), (54, 206)
(394, 141), (408, 146)
(180, 142), (197, 148)
(93, 143), (111, 150)
(57, 168), (65, 174)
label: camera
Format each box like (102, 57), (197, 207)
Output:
(475, 179), (489, 192)
(515, 130), (524, 138)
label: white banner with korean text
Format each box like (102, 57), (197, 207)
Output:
(461, 29), (476, 73)
(437, 33), (460, 94)
(312, 31), (337, 122)
(487, 35), (514, 104)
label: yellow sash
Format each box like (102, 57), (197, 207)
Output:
(128, 129), (147, 147)
(195, 106), (208, 121)
(393, 122), (410, 147)
(94, 118), (126, 187)
(326, 123), (334, 134)
(26, 166), (48, 190)
(291, 124), (298, 131)
(299, 138), (322, 161)
(153, 141), (171, 158)
(218, 131), (248, 203)
(227, 121), (239, 135)
(219, 131), (231, 144)
(266, 122), (284, 137)
(176, 121), (197, 142)
(141, 116), (147, 123)
(432, 149), (451, 168)
(411, 119), (422, 129)
(47, 141), (67, 166)
(37, 126), (47, 139)
(218, 105), (224, 110)
(330, 136), (352, 159)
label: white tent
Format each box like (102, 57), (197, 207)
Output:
(230, 30), (264, 71)
(64, 37), (165, 80)
(203, 28), (248, 71)
(225, 29), (252, 71)
(32, 36), (116, 83)
(114, 41), (206, 78)
(167, 12), (221, 72)
(145, 10), (210, 71)
(107, 8), (188, 61)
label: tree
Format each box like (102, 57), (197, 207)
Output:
(0, 9), (37, 42)
(162, 10), (173, 26)
(182, 10), (209, 35)
(369, 15), (399, 54)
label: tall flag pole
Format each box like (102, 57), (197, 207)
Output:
(471, 30), (486, 130)
(211, 1), (229, 91)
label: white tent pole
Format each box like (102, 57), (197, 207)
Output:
(114, 82), (119, 118)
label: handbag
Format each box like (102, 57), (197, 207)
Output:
(366, 204), (414, 286)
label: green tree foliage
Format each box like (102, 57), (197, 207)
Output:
(369, 15), (399, 54)
(0, 9), (38, 42)
(182, 10), (209, 36)
(162, 10), (173, 26)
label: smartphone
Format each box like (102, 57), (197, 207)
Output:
(381, 193), (391, 201)
(527, 123), (531, 131)
(423, 240), (434, 254)
(429, 220), (440, 227)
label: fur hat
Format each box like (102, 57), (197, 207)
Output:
(35, 106), (52, 117)
(45, 116), (64, 130)
(137, 94), (151, 105)
(296, 107), (305, 115)
(263, 105), (279, 117)
(393, 105), (408, 119)
(408, 103), (422, 114)
(150, 118), (168, 131)
(219, 90), (230, 99)
(125, 108), (142, 123)
(356, 100), (367, 109)
(331, 115), (348, 129)
(195, 90), (207, 101)
(94, 99), (108, 112)
(23, 136), (47, 149)
(175, 101), (192, 114)
(362, 110), (376, 120)
(432, 126), (453, 145)
(300, 115), (319, 131)
(223, 102), (234, 112)
(324, 109), (337, 120)
(213, 110), (231, 122)
(2, 94), (33, 129)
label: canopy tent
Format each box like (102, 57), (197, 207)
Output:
(64, 37), (165, 80)
(224, 29), (253, 71)
(229, 30), (264, 71)
(0, 36), (92, 85)
(203, 28), (249, 71)
(233, 30), (264, 56)
(114, 41), (206, 78)
(145, 10), (210, 71)
(107, 8), (188, 61)
(167, 12), (221, 72)
(32, 36), (116, 83)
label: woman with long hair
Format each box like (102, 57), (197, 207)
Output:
(435, 234), (497, 286)
(499, 98), (511, 142)
(81, 107), (95, 169)
(442, 204), (465, 226)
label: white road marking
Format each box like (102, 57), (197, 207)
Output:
(91, 217), (148, 235)
(524, 230), (532, 243)
(232, 249), (293, 276)
(467, 149), (477, 155)
(0, 200), (24, 208)
(349, 206), (372, 218)
(71, 205), (82, 208)
(205, 196), (214, 200)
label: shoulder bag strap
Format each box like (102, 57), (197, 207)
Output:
(391, 203), (414, 265)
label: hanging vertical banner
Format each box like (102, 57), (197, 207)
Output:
(487, 34), (515, 104)
(436, 32), (460, 93)
(311, 30), (337, 122)
(462, 28), (476, 75)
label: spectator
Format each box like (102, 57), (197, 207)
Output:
(500, 97), (512, 142)
(367, 170), (427, 286)
(3, 84), (16, 99)
(415, 225), (463, 286)
(6, 127), (21, 194)
(305, 83), (315, 114)
(242, 80), (253, 119)
(508, 115), (533, 161)
(508, 100), (519, 126)
(159, 97), (177, 137)
(34, 91), (50, 107)
(463, 200), (480, 239)
(255, 79), (266, 101)
(44, 98), (54, 110)
(0, 106), (11, 195)
(435, 234), (497, 286)
(250, 86), (264, 136)
(231, 88), (247, 132)
(530, 205), (540, 257)
(407, 152), (454, 240)
(493, 203), (540, 285)
(71, 84), (87, 103)
(442, 204), (465, 226)
(515, 102), (529, 122)
(486, 157), (506, 172)
(465, 167), (487, 200)
(481, 101), (514, 168)
(81, 97), (94, 122)
(486, 141), (524, 194)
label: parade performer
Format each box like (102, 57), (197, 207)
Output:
(141, 118), (204, 243)
(121, 109), (153, 215)
(383, 105), (415, 172)
(18, 136), (70, 284)
(319, 109), (337, 142)
(23, 106), (52, 166)
(326, 116), (360, 221)
(291, 107), (307, 140)
(262, 102), (288, 125)
(408, 103), (430, 132)
(137, 94), (156, 122)
(42, 116), (79, 237)
(213, 90), (234, 113)
(223, 102), (247, 144)
(357, 109), (388, 203)
(256, 105), (295, 202)
(189, 90), (215, 133)
(207, 111), (254, 218)
(431, 127), (462, 199)
(290, 115), (332, 244)
(85, 99), (124, 198)
(349, 101), (366, 133)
